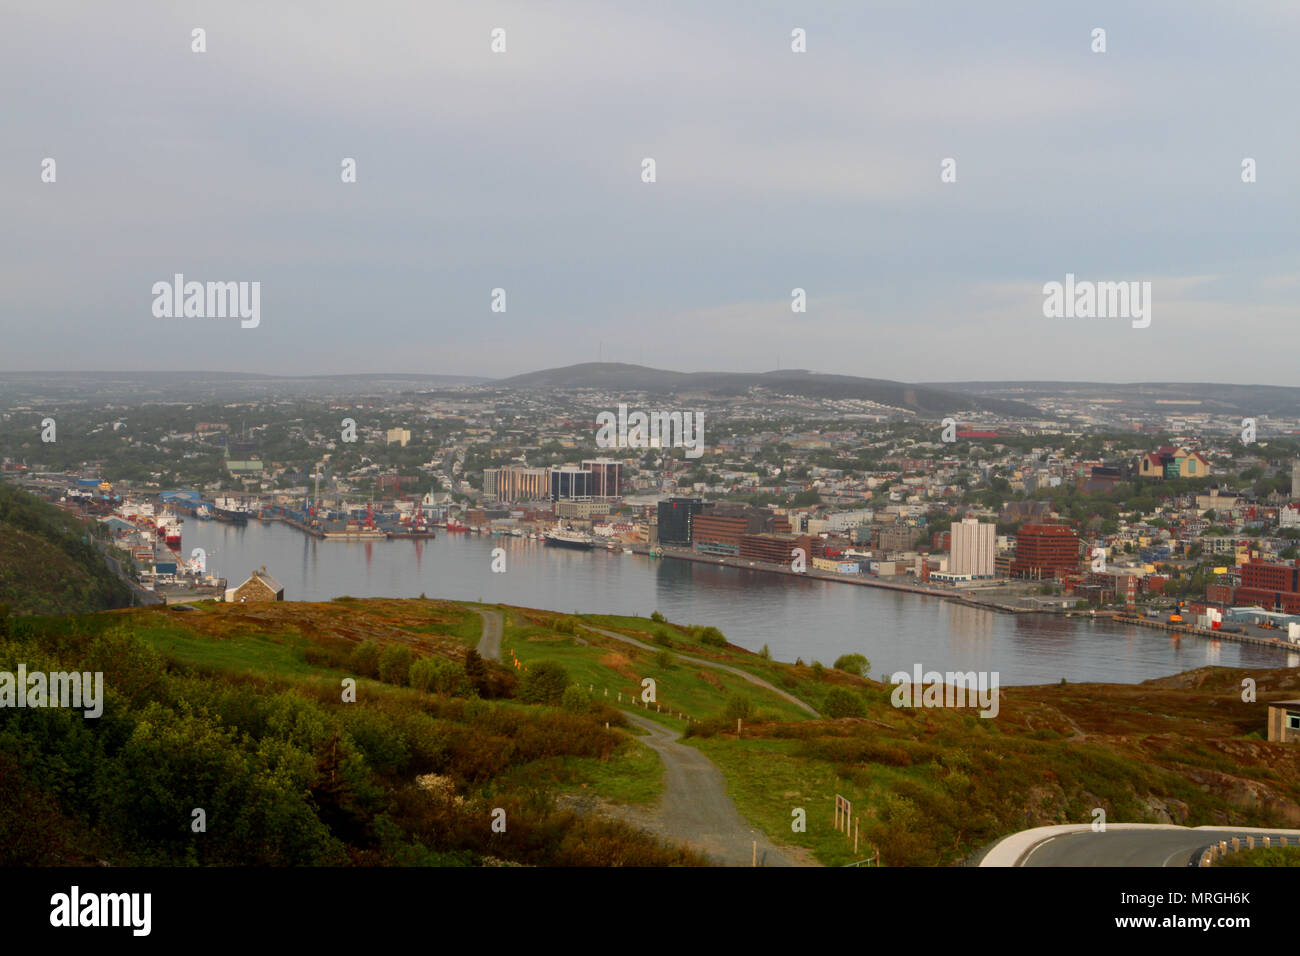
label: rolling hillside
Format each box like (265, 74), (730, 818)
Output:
(0, 484), (132, 616)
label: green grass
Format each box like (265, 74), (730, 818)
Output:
(1215, 845), (1300, 867)
(497, 617), (810, 725)
(687, 736), (876, 866)
(123, 620), (334, 678)
(493, 737), (664, 806)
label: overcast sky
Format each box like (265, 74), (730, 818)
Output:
(3, 1), (1298, 384)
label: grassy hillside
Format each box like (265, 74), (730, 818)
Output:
(0, 483), (131, 615)
(5, 596), (1299, 867)
(0, 600), (705, 866)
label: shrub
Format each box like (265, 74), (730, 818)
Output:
(464, 649), (488, 694)
(653, 649), (674, 669)
(351, 641), (381, 679)
(560, 685), (590, 714)
(811, 661), (825, 680)
(650, 611), (666, 624)
(653, 628), (672, 647)
(823, 687), (866, 718)
(697, 626), (726, 648)
(520, 660), (569, 705)
(759, 644), (771, 660)
(724, 694), (755, 721)
(833, 653), (869, 677)
(411, 656), (474, 696)
(378, 644), (414, 686)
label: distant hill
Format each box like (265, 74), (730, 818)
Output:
(0, 484), (132, 616)
(926, 381), (1300, 419)
(497, 364), (1041, 417)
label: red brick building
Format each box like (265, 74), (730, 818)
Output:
(1010, 524), (1080, 580)
(1236, 559), (1300, 613)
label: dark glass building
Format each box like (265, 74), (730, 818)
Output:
(657, 497), (706, 545)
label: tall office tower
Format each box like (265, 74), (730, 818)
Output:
(950, 517), (996, 577)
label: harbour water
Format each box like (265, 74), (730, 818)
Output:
(184, 519), (1298, 686)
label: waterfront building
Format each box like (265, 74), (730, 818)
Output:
(485, 466), (550, 503)
(551, 467), (593, 501)
(582, 459), (622, 499)
(950, 517), (996, 578)
(1010, 523), (1081, 580)
(656, 496), (706, 545)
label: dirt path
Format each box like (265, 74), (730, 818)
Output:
(615, 710), (813, 866)
(474, 609), (815, 866)
(581, 625), (819, 717)
(473, 608), (502, 661)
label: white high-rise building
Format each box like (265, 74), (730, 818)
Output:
(950, 517), (996, 578)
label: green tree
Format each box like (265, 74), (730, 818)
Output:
(823, 687), (866, 718)
(724, 694), (755, 721)
(350, 641), (381, 678)
(560, 684), (590, 714)
(464, 649), (488, 694)
(696, 626), (726, 647)
(833, 653), (870, 677)
(378, 644), (413, 686)
(520, 660), (569, 705)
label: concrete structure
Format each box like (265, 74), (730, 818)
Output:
(1266, 700), (1300, 743)
(385, 428), (412, 447)
(225, 567), (284, 603)
(484, 466), (549, 503)
(950, 517), (996, 578)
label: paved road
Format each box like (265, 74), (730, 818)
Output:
(581, 625), (819, 717)
(474, 608), (812, 866)
(983, 824), (1300, 867)
(474, 608), (502, 661)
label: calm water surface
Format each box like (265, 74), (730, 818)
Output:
(184, 519), (1297, 686)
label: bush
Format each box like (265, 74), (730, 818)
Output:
(759, 644), (771, 660)
(653, 649), (674, 669)
(560, 685), (590, 714)
(833, 653), (869, 677)
(823, 687), (866, 718)
(411, 656), (474, 696)
(724, 694), (755, 721)
(653, 628), (672, 647)
(464, 649), (488, 694)
(378, 644), (414, 686)
(811, 661), (825, 680)
(650, 611), (666, 624)
(519, 660), (569, 705)
(351, 641), (381, 679)
(697, 626), (726, 648)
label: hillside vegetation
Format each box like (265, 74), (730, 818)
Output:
(0, 484), (131, 615)
(4, 596), (1299, 867)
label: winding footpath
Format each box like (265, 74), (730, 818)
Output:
(473, 609), (813, 866)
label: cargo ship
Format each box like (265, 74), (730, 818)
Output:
(543, 527), (595, 550)
(211, 496), (250, 525)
